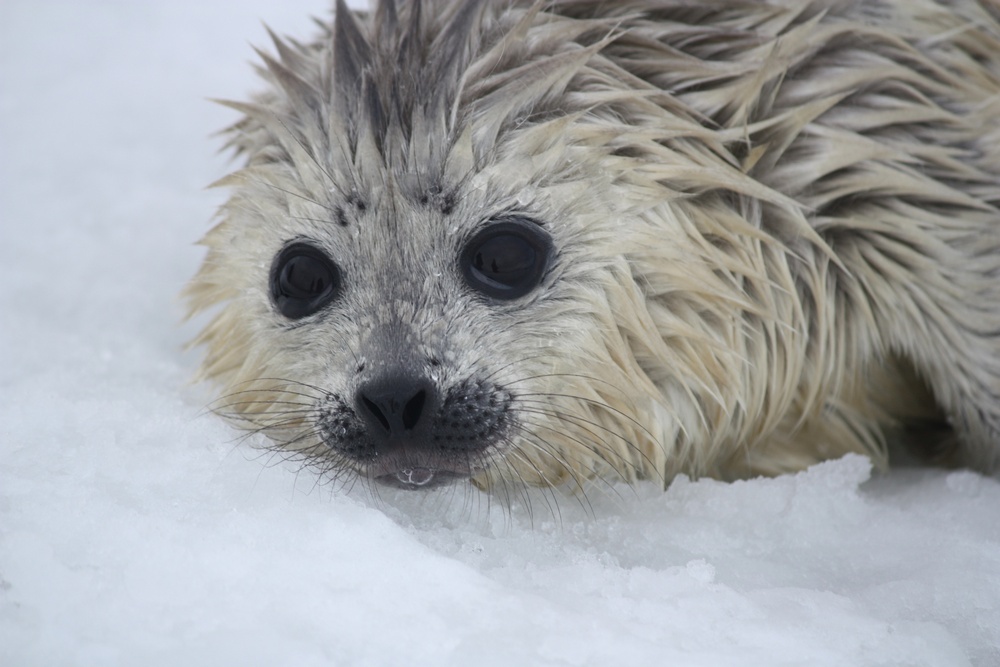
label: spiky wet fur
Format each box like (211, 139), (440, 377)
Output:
(186, 0), (1000, 493)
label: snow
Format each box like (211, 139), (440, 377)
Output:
(2, 2), (999, 665)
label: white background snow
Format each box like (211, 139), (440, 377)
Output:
(2, 2), (999, 665)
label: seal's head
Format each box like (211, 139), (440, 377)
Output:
(186, 0), (1000, 490)
(186, 0), (721, 491)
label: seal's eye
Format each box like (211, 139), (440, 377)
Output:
(460, 218), (552, 300)
(270, 242), (341, 319)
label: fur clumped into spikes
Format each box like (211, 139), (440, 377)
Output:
(187, 0), (1000, 496)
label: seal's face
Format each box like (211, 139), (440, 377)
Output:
(264, 194), (554, 488)
(215, 151), (663, 488)
(194, 127), (648, 489)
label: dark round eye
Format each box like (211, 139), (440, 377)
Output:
(460, 218), (553, 300)
(270, 242), (341, 319)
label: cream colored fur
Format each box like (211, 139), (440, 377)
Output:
(186, 0), (1000, 492)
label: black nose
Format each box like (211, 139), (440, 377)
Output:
(355, 373), (437, 441)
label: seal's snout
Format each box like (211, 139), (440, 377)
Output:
(317, 371), (513, 489)
(356, 373), (437, 440)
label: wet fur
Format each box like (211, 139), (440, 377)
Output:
(186, 0), (1000, 493)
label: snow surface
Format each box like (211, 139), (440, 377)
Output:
(2, 2), (999, 665)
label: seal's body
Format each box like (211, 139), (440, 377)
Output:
(187, 0), (1000, 492)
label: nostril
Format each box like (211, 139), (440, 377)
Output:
(402, 390), (426, 430)
(361, 395), (390, 432)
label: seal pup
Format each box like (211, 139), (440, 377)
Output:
(186, 0), (1000, 493)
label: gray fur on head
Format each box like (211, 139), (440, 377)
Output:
(186, 0), (1000, 494)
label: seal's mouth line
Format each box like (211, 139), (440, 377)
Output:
(375, 468), (467, 490)
(366, 448), (481, 489)
(396, 467), (435, 487)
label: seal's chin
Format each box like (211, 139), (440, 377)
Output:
(375, 467), (467, 489)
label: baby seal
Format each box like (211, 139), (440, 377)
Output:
(187, 0), (1000, 493)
